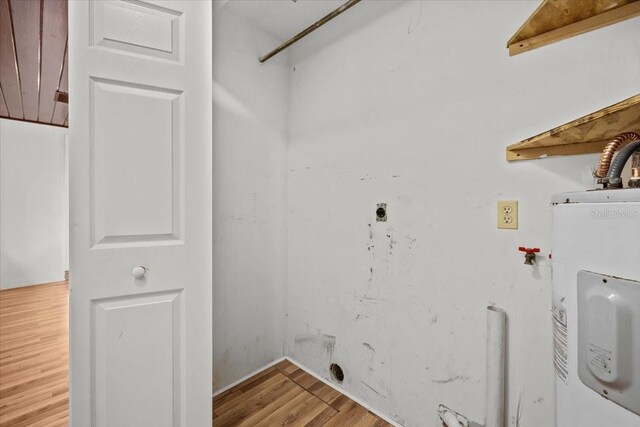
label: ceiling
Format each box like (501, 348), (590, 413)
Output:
(0, 0), (68, 128)
(220, 0), (348, 41)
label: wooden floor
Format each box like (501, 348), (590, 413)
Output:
(1, 283), (389, 426)
(213, 360), (392, 427)
(0, 281), (69, 427)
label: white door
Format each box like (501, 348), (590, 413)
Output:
(68, 1), (212, 426)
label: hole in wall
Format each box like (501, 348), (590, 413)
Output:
(330, 363), (344, 383)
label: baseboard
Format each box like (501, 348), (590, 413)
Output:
(212, 356), (286, 398)
(285, 357), (403, 427)
(0, 278), (67, 291)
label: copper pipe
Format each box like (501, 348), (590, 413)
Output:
(632, 152), (640, 178)
(594, 132), (640, 178)
(630, 151), (640, 188)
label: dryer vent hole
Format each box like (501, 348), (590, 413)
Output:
(330, 363), (344, 383)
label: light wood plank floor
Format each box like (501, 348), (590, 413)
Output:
(0, 281), (69, 427)
(1, 283), (389, 426)
(214, 360), (392, 426)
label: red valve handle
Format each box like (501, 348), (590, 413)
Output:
(518, 247), (540, 254)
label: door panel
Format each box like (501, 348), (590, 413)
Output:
(91, 77), (183, 246)
(69, 1), (211, 426)
(91, 0), (182, 62)
(93, 290), (183, 427)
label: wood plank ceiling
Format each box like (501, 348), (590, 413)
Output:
(0, 0), (68, 128)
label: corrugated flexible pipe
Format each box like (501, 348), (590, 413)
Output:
(607, 140), (640, 187)
(594, 132), (639, 178)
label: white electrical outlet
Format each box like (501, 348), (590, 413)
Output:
(497, 200), (518, 229)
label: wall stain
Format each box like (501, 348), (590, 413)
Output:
(405, 236), (417, 250)
(430, 314), (438, 325)
(362, 342), (375, 352)
(294, 332), (336, 359)
(386, 234), (398, 255)
(367, 223), (376, 253)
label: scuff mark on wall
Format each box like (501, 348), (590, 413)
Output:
(356, 296), (390, 306)
(432, 374), (470, 384)
(363, 342), (376, 371)
(294, 332), (337, 360)
(513, 389), (524, 426)
(393, 414), (406, 425)
(361, 381), (387, 398)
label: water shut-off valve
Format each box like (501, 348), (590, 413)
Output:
(518, 247), (540, 265)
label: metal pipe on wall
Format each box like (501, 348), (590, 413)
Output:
(486, 306), (507, 427)
(259, 0), (362, 63)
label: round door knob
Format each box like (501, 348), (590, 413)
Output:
(132, 266), (147, 279)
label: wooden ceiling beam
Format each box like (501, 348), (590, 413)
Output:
(10, 0), (42, 121)
(0, 0), (24, 119)
(40, 0), (66, 123)
(0, 84), (9, 117)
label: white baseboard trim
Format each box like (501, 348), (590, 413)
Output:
(212, 356), (285, 398)
(285, 357), (404, 427)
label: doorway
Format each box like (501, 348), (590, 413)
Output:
(0, 0), (70, 425)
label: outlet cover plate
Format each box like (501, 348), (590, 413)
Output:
(497, 200), (518, 229)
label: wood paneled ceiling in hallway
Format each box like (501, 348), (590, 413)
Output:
(0, 0), (68, 128)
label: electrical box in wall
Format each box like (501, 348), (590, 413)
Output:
(577, 271), (640, 415)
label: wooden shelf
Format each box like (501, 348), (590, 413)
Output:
(507, 95), (640, 161)
(507, 0), (640, 56)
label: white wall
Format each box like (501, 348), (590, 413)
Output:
(286, 2), (640, 426)
(213, 9), (289, 391)
(1, 119), (68, 289)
